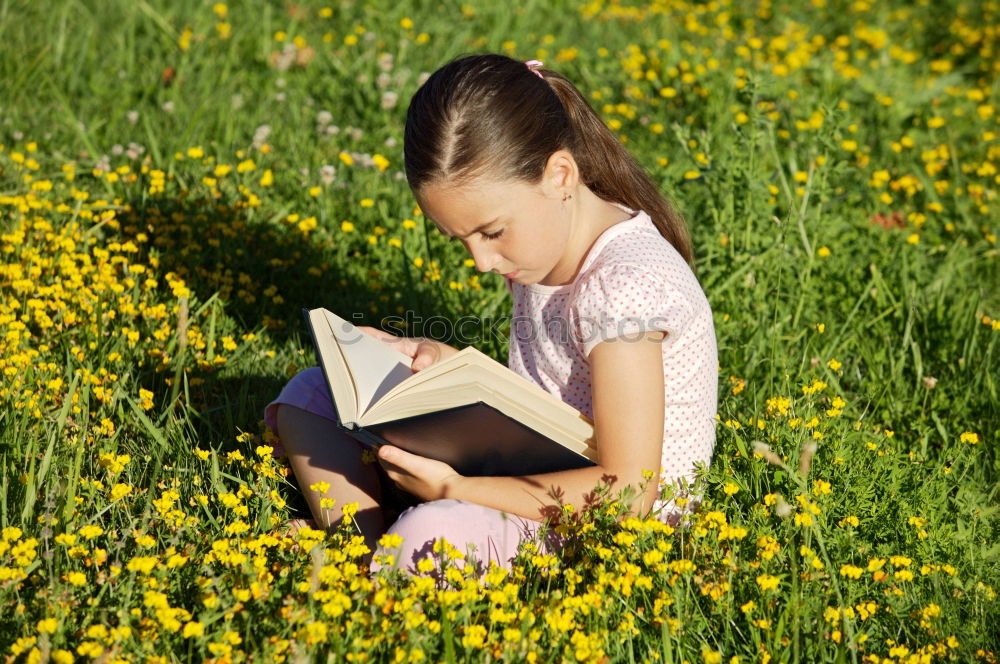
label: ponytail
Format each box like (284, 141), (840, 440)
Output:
(543, 71), (693, 266)
(404, 54), (694, 266)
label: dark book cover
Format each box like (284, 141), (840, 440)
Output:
(347, 403), (595, 477)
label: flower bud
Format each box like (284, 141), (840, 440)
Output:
(775, 495), (793, 519)
(799, 441), (818, 477)
(752, 441), (784, 467)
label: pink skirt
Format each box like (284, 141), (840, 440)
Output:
(265, 368), (557, 573)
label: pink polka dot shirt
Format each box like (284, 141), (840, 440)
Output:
(507, 209), (718, 520)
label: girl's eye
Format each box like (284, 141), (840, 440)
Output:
(481, 229), (504, 240)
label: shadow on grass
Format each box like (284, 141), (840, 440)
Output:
(115, 192), (453, 443)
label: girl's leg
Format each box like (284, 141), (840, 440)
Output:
(275, 404), (387, 553)
(371, 499), (552, 575)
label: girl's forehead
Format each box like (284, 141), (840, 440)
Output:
(418, 178), (540, 223)
(421, 177), (532, 202)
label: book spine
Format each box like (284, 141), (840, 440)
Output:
(347, 427), (389, 451)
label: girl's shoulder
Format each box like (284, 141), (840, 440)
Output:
(578, 210), (693, 285)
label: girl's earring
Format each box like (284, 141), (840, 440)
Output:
(562, 193), (573, 202)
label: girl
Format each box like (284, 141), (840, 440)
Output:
(264, 54), (717, 572)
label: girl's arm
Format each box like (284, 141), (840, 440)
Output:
(377, 330), (666, 518)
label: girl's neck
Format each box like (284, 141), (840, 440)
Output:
(540, 185), (634, 286)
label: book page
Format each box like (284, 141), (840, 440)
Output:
(372, 346), (591, 426)
(311, 309), (414, 421)
(362, 346), (597, 456)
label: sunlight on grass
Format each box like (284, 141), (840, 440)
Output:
(0, 0), (997, 661)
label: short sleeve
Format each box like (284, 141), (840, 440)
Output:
(571, 263), (693, 357)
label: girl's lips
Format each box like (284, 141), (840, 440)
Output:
(502, 270), (519, 279)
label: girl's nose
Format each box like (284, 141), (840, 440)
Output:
(467, 241), (497, 273)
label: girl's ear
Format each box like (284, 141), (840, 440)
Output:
(542, 149), (579, 196)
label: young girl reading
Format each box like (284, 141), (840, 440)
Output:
(264, 54), (718, 572)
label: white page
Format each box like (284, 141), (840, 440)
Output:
(322, 310), (414, 415)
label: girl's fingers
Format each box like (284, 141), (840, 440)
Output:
(357, 326), (420, 358)
(356, 326), (450, 371)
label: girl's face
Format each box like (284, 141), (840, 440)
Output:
(417, 176), (576, 286)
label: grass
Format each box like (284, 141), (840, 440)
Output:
(0, 0), (998, 661)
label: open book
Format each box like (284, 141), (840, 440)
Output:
(305, 308), (597, 477)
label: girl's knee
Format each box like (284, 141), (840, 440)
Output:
(375, 500), (540, 574)
(376, 500), (475, 567)
(386, 500), (466, 546)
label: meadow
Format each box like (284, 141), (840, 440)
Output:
(0, 0), (998, 661)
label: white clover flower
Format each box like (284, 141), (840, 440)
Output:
(253, 124), (271, 148)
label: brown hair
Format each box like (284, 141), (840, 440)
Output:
(403, 54), (693, 265)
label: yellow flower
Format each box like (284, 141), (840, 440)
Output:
(703, 650), (722, 664)
(183, 621), (205, 638)
(65, 571), (87, 585)
(341, 221), (355, 232)
(127, 556), (158, 574)
(110, 483), (133, 501)
(259, 169), (274, 187)
(817, 246), (831, 257)
(756, 574), (780, 591)
(839, 564), (863, 579)
(723, 482), (739, 496)
(37, 618), (58, 634)
(78, 525), (104, 540)
(960, 432), (980, 444)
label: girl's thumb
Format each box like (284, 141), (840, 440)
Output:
(411, 342), (439, 372)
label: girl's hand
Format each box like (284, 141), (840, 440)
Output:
(377, 445), (464, 502)
(358, 326), (460, 372)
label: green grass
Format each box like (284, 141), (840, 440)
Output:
(0, 0), (998, 661)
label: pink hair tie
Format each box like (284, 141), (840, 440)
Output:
(525, 60), (544, 79)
